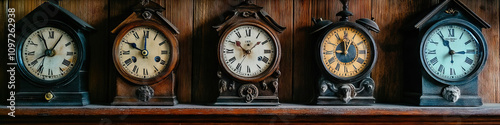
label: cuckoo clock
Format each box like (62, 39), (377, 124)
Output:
(16, 1), (94, 105)
(111, 0), (180, 105)
(405, 0), (490, 106)
(311, 0), (379, 105)
(213, 0), (285, 105)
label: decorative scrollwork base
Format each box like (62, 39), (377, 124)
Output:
(136, 85), (154, 102)
(239, 84), (259, 103)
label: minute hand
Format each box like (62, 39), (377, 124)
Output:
(123, 41), (143, 51)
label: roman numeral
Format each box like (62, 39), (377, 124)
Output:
(133, 31), (140, 39)
(256, 64), (261, 69)
(262, 56), (269, 63)
(327, 42), (335, 45)
(459, 31), (464, 39)
(328, 57), (335, 64)
(161, 50), (168, 55)
(430, 57), (438, 66)
(143, 68), (148, 76)
(335, 33), (341, 40)
(124, 58), (132, 66)
(344, 66), (348, 72)
(448, 29), (454, 37)
(465, 57), (474, 65)
(335, 63), (340, 71)
(144, 30), (149, 38)
(59, 67), (64, 72)
(235, 31), (242, 38)
(236, 63), (242, 72)
(159, 40), (166, 46)
(358, 50), (366, 54)
(428, 50), (436, 54)
(65, 42), (72, 47)
(450, 68), (456, 75)
(461, 66), (467, 71)
(256, 32), (260, 39)
(437, 31), (444, 38)
(228, 57), (236, 64)
(357, 41), (364, 45)
(464, 39), (472, 45)
(62, 59), (71, 66)
(27, 51), (35, 55)
(466, 49), (476, 54)
(154, 32), (159, 40)
(37, 65), (44, 73)
(247, 66), (251, 73)
(245, 29), (251, 37)
(326, 51), (333, 55)
(264, 50), (272, 54)
(353, 65), (358, 70)
(356, 58), (364, 64)
(262, 39), (270, 45)
(28, 40), (38, 46)
(48, 31), (54, 39)
(228, 40), (235, 44)
(48, 69), (53, 76)
(438, 64), (445, 74)
(225, 49), (234, 54)
(132, 65), (138, 74)
(122, 50), (130, 55)
(429, 39), (438, 45)
(352, 34), (356, 40)
(153, 66), (159, 72)
(160, 60), (166, 65)
(30, 60), (38, 66)
(67, 52), (74, 56)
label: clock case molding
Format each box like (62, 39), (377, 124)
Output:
(111, 0), (180, 106)
(404, 0), (490, 106)
(15, 2), (95, 106)
(311, 0), (380, 105)
(213, 1), (285, 106)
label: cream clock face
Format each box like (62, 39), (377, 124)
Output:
(422, 25), (480, 80)
(118, 26), (171, 79)
(22, 27), (78, 81)
(320, 27), (372, 78)
(221, 25), (276, 77)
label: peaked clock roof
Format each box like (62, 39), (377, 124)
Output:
(213, 0), (286, 34)
(111, 0), (179, 34)
(415, 0), (490, 29)
(18, 2), (95, 33)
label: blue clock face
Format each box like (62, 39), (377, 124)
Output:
(422, 25), (480, 80)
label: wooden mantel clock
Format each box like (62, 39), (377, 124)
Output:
(405, 0), (489, 106)
(16, 1), (94, 105)
(311, 0), (379, 105)
(111, 0), (179, 105)
(213, 0), (285, 105)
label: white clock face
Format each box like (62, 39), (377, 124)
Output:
(221, 25), (276, 77)
(22, 27), (78, 81)
(422, 25), (480, 80)
(118, 26), (171, 79)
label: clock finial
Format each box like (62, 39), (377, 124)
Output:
(336, 0), (353, 21)
(141, 0), (150, 6)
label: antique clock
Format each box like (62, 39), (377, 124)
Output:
(311, 0), (379, 105)
(16, 1), (94, 105)
(405, 0), (489, 106)
(213, 0), (285, 105)
(111, 0), (179, 105)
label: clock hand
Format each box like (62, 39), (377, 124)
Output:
(247, 42), (261, 53)
(455, 50), (475, 54)
(123, 41), (143, 51)
(438, 33), (452, 51)
(236, 41), (248, 52)
(51, 34), (64, 50)
(143, 31), (148, 50)
(38, 33), (49, 50)
(31, 54), (47, 64)
(336, 50), (343, 53)
(343, 33), (349, 55)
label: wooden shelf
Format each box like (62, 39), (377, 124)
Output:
(2, 103), (500, 124)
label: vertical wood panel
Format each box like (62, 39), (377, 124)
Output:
(163, 0), (194, 103)
(461, 0), (499, 103)
(254, 0), (294, 102)
(1, 0), (7, 104)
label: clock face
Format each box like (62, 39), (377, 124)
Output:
(320, 27), (373, 78)
(21, 27), (78, 81)
(117, 26), (171, 79)
(221, 25), (276, 77)
(422, 25), (481, 81)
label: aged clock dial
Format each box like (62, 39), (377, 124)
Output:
(221, 25), (276, 77)
(321, 27), (372, 78)
(21, 27), (78, 81)
(118, 26), (171, 79)
(422, 25), (480, 80)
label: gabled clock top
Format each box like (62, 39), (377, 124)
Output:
(415, 0), (490, 30)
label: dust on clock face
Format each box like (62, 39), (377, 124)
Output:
(118, 26), (171, 79)
(22, 27), (78, 81)
(221, 25), (276, 77)
(422, 25), (480, 80)
(320, 27), (372, 78)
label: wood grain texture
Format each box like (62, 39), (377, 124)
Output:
(460, 0), (499, 103)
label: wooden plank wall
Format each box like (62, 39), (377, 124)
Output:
(2, 0), (499, 104)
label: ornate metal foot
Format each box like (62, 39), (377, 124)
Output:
(442, 85), (460, 102)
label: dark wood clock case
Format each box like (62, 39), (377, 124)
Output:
(111, 0), (180, 106)
(311, 0), (379, 105)
(404, 0), (490, 106)
(213, 1), (285, 106)
(15, 1), (94, 106)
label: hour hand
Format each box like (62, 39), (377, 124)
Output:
(123, 41), (143, 51)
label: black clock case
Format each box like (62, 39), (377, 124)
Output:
(404, 0), (489, 107)
(15, 2), (93, 106)
(313, 21), (378, 105)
